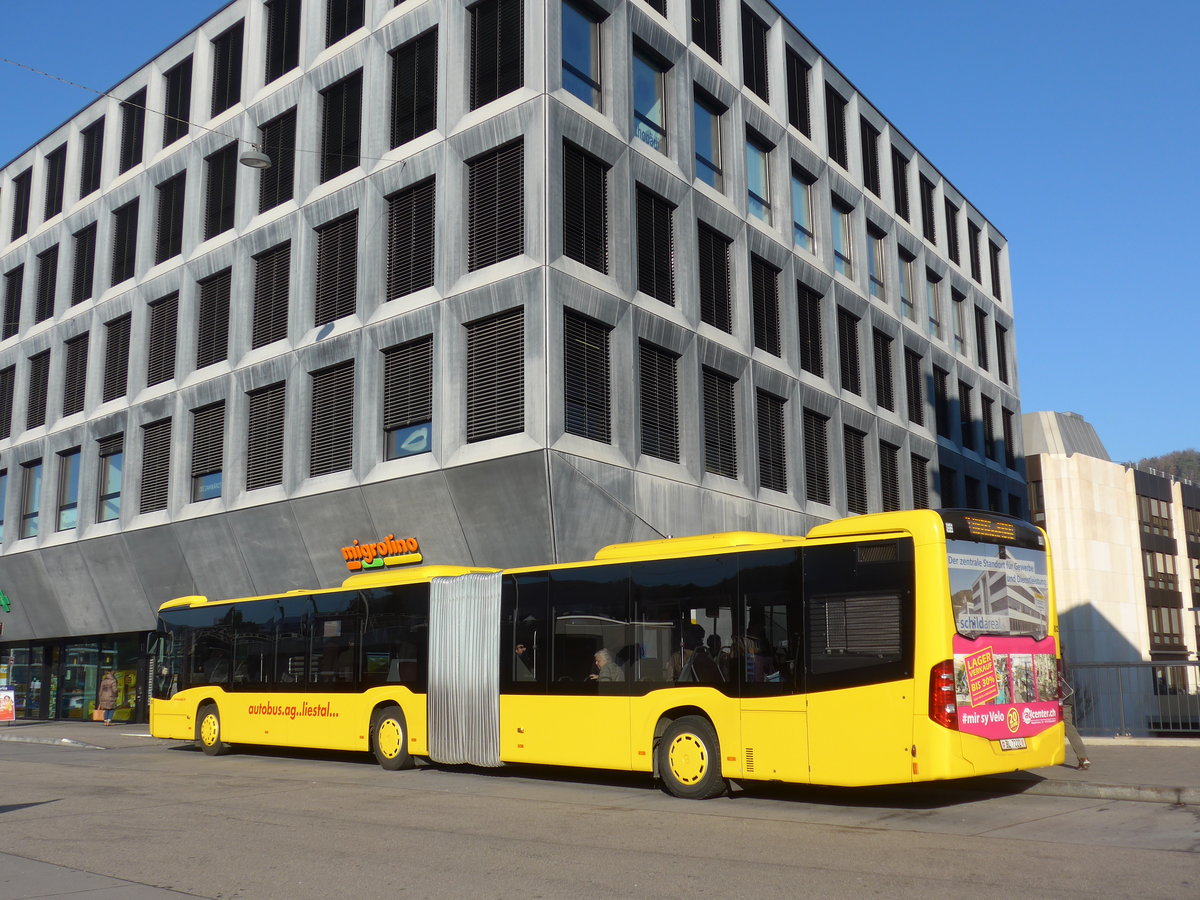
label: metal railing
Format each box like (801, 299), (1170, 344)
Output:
(1066, 661), (1200, 737)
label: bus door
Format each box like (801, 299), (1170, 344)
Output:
(803, 540), (916, 786)
(737, 549), (808, 783)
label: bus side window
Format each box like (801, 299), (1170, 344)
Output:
(737, 548), (803, 696)
(549, 565), (631, 695)
(501, 573), (548, 692)
(362, 584), (430, 691)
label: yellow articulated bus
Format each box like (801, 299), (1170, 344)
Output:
(149, 509), (1064, 798)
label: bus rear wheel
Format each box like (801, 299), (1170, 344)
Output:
(371, 705), (414, 771)
(658, 716), (726, 800)
(196, 703), (229, 756)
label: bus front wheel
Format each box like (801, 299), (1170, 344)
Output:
(371, 705), (414, 771)
(196, 703), (229, 756)
(658, 716), (727, 800)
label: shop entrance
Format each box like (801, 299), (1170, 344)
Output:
(0, 634), (148, 723)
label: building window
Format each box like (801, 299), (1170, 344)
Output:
(314, 212), (358, 325)
(79, 118), (105, 198)
(62, 333), (88, 416)
(196, 269), (231, 369)
(867, 227), (885, 299)
(387, 178), (437, 297)
(803, 408), (830, 504)
(102, 314), (130, 402)
(155, 172), (186, 264)
(383, 336), (434, 459)
(693, 0), (721, 61)
(468, 141), (524, 271)
(951, 289), (967, 355)
(34, 245), (58, 323)
(919, 175), (937, 243)
(1138, 495), (1173, 538)
(191, 402), (224, 501)
(0, 367), (13, 440)
(9, 169), (31, 240)
(898, 250), (915, 322)
(639, 341), (678, 463)
(798, 283), (824, 377)
(1002, 407), (1016, 469)
(911, 454), (929, 509)
(879, 442), (900, 511)
(2, 266), (23, 340)
(311, 360), (356, 475)
(71, 223), (96, 305)
(703, 367), (737, 478)
(562, 1), (601, 108)
(26, 350), (50, 430)
(941, 466), (958, 507)
(326, 0), (364, 46)
(466, 308), (524, 443)
(698, 223), (732, 332)
(140, 418), (172, 513)
(563, 310), (611, 443)
(891, 148), (910, 222)
(635, 185), (674, 304)
(925, 271), (943, 340)
(20, 460), (42, 539)
(861, 118), (880, 196)
(988, 240), (1003, 300)
(211, 20), (244, 116)
(751, 255), (780, 356)
(246, 382), (285, 490)
(44, 143), (67, 219)
(1148, 605), (1184, 649)
(250, 119), (294, 219)
(57, 448), (81, 530)
(470, 0), (524, 111)
(844, 426), (867, 514)
(265, 0), (301, 83)
(162, 57), (192, 147)
(632, 49), (668, 152)
(831, 199), (853, 277)
(1144, 554), (1178, 593)
(824, 84), (847, 169)
(873, 329), (894, 412)
(392, 29), (439, 146)
(944, 199), (960, 264)
(562, 143), (608, 273)
(745, 133), (771, 223)
(933, 366), (950, 437)
(995, 323), (1010, 384)
(757, 389), (786, 493)
(741, 5), (769, 101)
(791, 166), (814, 252)
(785, 47), (810, 136)
(1185, 507), (1200, 544)
(97, 434), (123, 522)
(693, 90), (723, 190)
(110, 199), (139, 286)
(958, 380), (974, 451)
(968, 221), (982, 283)
(987, 484), (1001, 513)
(905, 349), (925, 426)
(320, 71), (362, 183)
(836, 307), (860, 395)
(146, 293), (179, 387)
(982, 396), (996, 460)
(251, 243), (290, 350)
(974, 306), (990, 370)
(119, 89), (146, 174)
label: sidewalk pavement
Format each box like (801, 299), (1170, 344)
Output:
(2, 720), (1197, 805)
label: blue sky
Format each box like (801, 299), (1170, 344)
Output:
(1, 1), (1195, 463)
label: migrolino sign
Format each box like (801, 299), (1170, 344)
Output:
(341, 535), (422, 572)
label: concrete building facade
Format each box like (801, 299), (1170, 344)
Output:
(0, 0), (1022, 720)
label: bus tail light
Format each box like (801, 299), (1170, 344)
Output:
(928, 660), (958, 730)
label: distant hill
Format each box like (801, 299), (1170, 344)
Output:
(1134, 449), (1200, 482)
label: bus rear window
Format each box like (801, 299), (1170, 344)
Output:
(948, 539), (1049, 638)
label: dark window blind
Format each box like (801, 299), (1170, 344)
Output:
(905, 350), (925, 427)
(247, 381), (286, 490)
(386, 178), (436, 299)
(872, 329), (894, 411)
(391, 29), (438, 148)
(880, 442), (900, 511)
(919, 175), (937, 243)
(470, 0), (524, 110)
(697, 223), (731, 332)
(102, 314), (131, 402)
(563, 310), (610, 443)
(119, 89), (146, 173)
(140, 418), (172, 512)
(265, 0), (301, 83)
(71, 224), (96, 305)
(467, 140), (524, 271)
(34, 245), (58, 323)
(146, 293), (178, 386)
(79, 118), (105, 197)
(10, 169), (31, 240)
(320, 70), (362, 182)
(3, 266), (23, 340)
(26, 350), (51, 430)
(785, 48), (810, 136)
(756, 389), (786, 492)
(636, 185), (674, 304)
(44, 143), (67, 218)
(562, 142), (608, 273)
(836, 307), (860, 395)
(958, 380), (974, 450)
(326, 0), (364, 46)
(155, 172), (185, 263)
(703, 367), (737, 478)
(692, 0), (721, 62)
(891, 148), (909, 222)
(861, 118), (880, 196)
(110, 199), (139, 286)
(751, 254), (780, 355)
(310, 360), (356, 476)
(803, 408), (830, 504)
(191, 402), (225, 495)
(741, 5), (769, 101)
(62, 333), (88, 416)
(0, 366), (14, 439)
(383, 335), (433, 457)
(258, 107), (296, 212)
(824, 84), (847, 168)
(211, 21), (244, 116)
(204, 143), (237, 239)
(196, 269), (231, 368)
(933, 366), (949, 436)
(253, 242), (290, 348)
(911, 454), (929, 509)
(844, 426), (867, 514)
(162, 57), (192, 146)
(315, 213), (358, 325)
(639, 341), (678, 462)
(797, 283), (824, 377)
(466, 308), (524, 442)
(944, 199), (960, 263)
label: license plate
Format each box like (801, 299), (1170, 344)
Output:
(999, 738), (1026, 750)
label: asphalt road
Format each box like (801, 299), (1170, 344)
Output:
(0, 736), (1196, 899)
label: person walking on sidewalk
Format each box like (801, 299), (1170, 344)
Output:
(97, 671), (119, 727)
(1060, 670), (1090, 770)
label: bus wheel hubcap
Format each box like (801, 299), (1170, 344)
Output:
(668, 733), (707, 785)
(201, 715), (218, 745)
(378, 719), (403, 759)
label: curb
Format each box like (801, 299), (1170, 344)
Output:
(973, 775), (1197, 806)
(0, 733), (104, 750)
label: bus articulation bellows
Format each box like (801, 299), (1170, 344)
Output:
(149, 509), (1064, 798)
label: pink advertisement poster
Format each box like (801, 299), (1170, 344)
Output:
(952, 635), (1060, 739)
